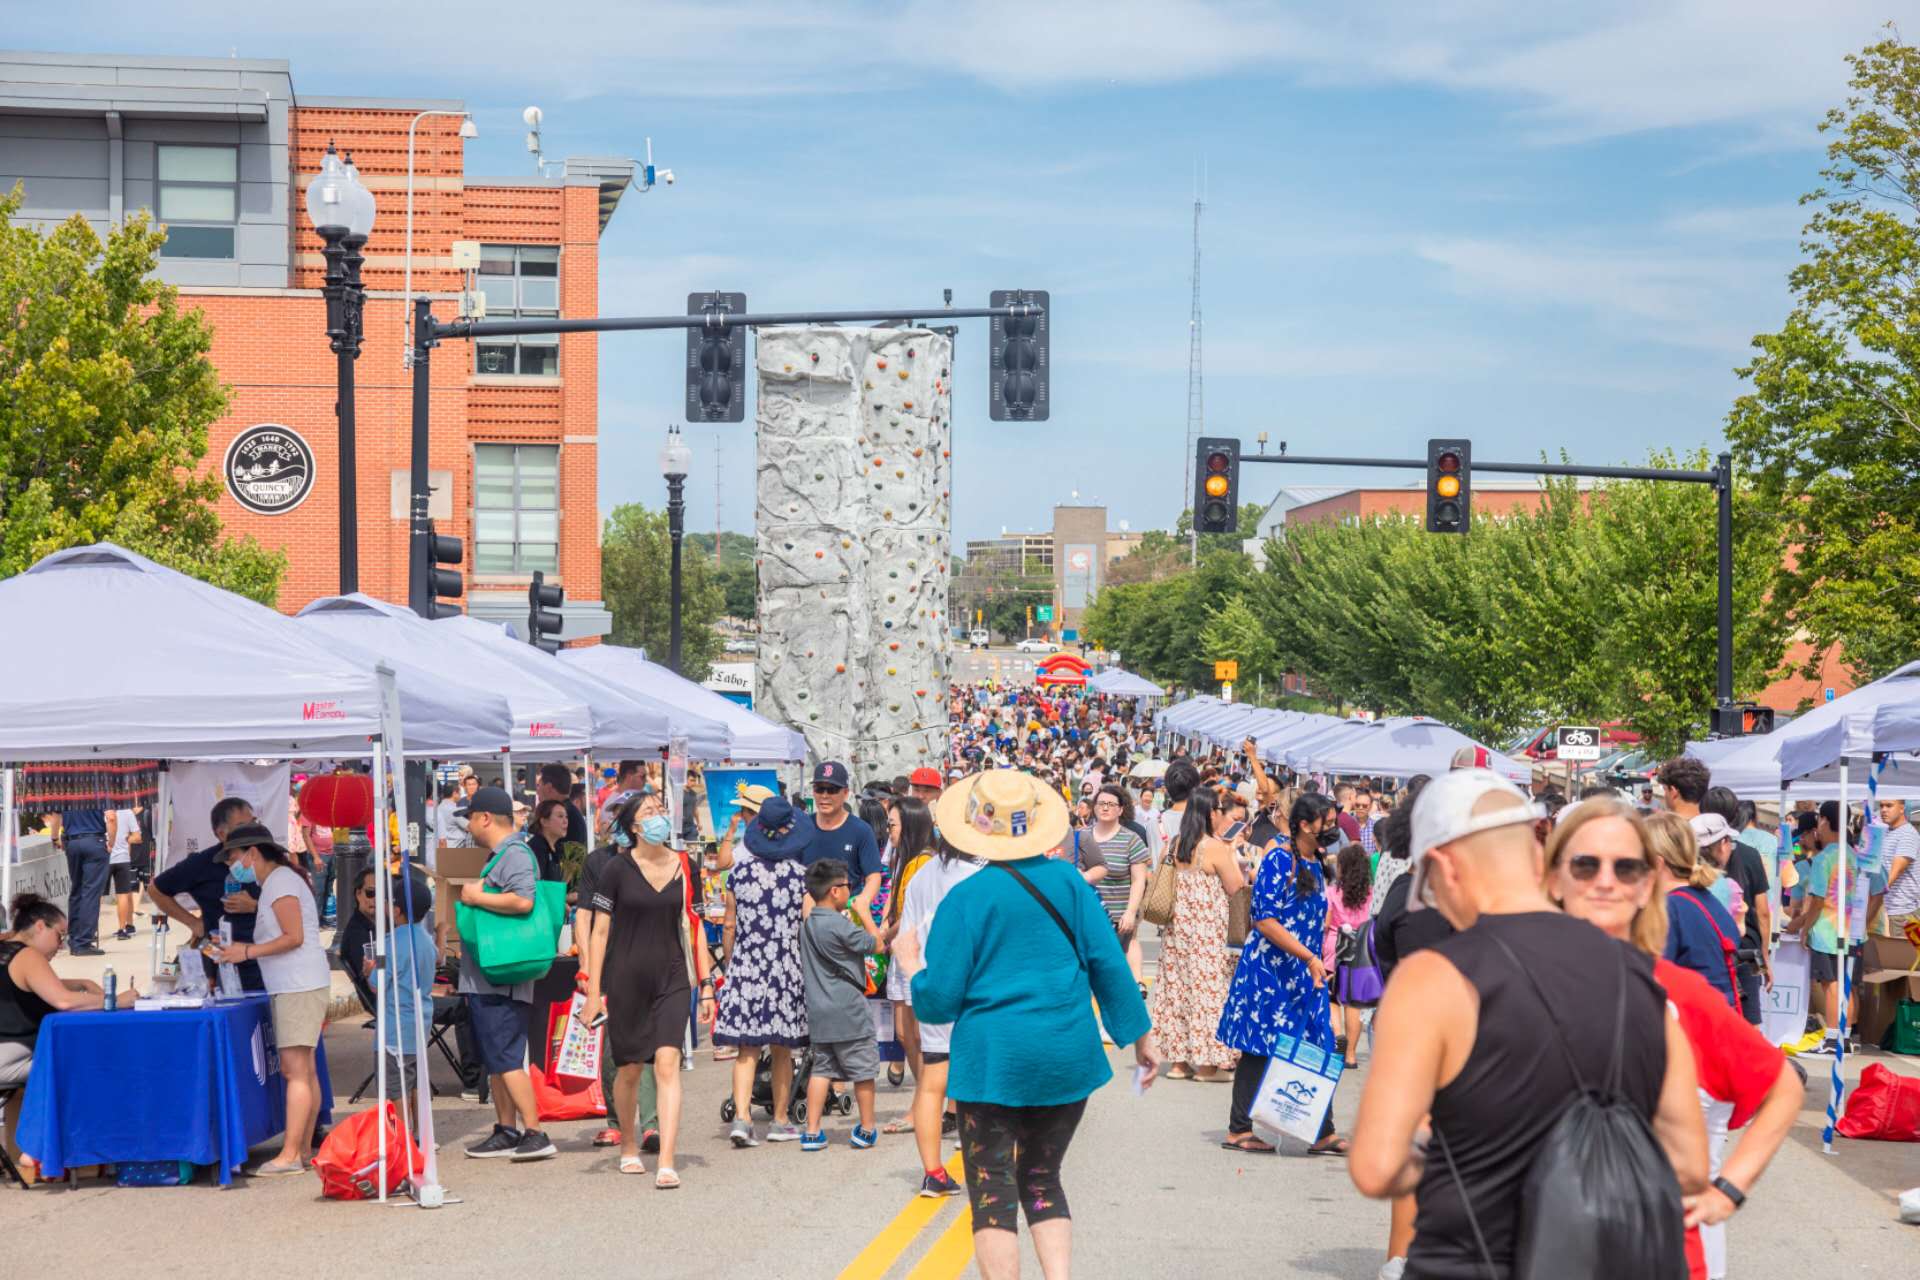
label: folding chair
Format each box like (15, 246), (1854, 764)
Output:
(1, 1082), (28, 1188)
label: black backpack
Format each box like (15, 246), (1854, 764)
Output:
(1435, 936), (1687, 1280)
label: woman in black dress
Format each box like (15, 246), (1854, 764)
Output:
(579, 791), (714, 1187)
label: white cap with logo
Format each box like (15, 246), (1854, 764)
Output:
(1408, 769), (1543, 911)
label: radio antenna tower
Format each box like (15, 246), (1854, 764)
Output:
(1183, 163), (1206, 564)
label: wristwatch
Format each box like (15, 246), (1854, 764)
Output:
(1711, 1175), (1746, 1209)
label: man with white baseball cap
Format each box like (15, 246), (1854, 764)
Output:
(1350, 770), (1708, 1278)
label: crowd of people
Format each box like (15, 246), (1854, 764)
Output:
(10, 674), (1920, 1280)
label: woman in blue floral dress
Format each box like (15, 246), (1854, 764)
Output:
(1217, 791), (1346, 1155)
(713, 796), (813, 1146)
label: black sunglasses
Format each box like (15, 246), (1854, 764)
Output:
(811, 784), (844, 794)
(1564, 854), (1654, 885)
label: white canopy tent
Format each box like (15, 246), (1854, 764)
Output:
(1195, 706), (1299, 749)
(560, 644), (806, 762)
(1086, 668), (1166, 699)
(1252, 713), (1349, 763)
(1157, 697), (1222, 735)
(296, 596), (592, 760)
(0, 545), (449, 1204)
(1298, 716), (1530, 784)
(1277, 718), (1379, 770)
(433, 616), (733, 759)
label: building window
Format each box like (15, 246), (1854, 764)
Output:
(474, 443), (559, 574)
(157, 145), (238, 259)
(475, 245), (559, 375)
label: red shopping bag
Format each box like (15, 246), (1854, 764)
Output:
(1836, 1064), (1920, 1141)
(313, 1102), (426, 1201)
(529, 1061), (606, 1121)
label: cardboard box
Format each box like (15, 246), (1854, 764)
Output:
(433, 844), (490, 960)
(1857, 932), (1920, 1049)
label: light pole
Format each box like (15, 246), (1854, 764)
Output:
(659, 425), (692, 674)
(307, 142), (376, 594)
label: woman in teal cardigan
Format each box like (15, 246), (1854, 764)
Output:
(894, 768), (1161, 1280)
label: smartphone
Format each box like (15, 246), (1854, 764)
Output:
(1222, 820), (1246, 842)
(581, 1010), (608, 1030)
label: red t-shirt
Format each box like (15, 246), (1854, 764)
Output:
(1655, 958), (1785, 1280)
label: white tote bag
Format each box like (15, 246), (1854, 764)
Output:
(1249, 1027), (1344, 1144)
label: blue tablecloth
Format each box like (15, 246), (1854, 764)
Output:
(16, 995), (333, 1185)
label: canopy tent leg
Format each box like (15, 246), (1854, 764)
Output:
(151, 764), (171, 982)
(1823, 757), (1851, 1154)
(0, 768), (14, 921)
(372, 734), (392, 1201)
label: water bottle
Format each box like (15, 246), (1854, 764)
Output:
(103, 965), (118, 1012)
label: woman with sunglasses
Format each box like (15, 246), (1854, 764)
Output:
(1644, 812), (1746, 1014)
(1546, 797), (1802, 1280)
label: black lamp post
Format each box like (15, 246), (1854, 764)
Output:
(307, 142), (377, 595)
(659, 425), (692, 673)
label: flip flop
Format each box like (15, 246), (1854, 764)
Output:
(248, 1159), (308, 1177)
(881, 1116), (915, 1134)
(1308, 1137), (1351, 1158)
(1220, 1135), (1276, 1155)
(1165, 1066), (1194, 1081)
(655, 1167), (681, 1190)
(619, 1155), (646, 1175)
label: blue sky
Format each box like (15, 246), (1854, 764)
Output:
(13, 2), (1896, 544)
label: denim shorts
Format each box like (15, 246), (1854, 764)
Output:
(465, 992), (530, 1076)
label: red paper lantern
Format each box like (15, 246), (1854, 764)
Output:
(299, 771), (375, 829)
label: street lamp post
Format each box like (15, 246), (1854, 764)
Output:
(307, 142), (377, 595)
(659, 425), (693, 674)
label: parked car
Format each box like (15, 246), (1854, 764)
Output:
(968, 629), (990, 649)
(1015, 638), (1059, 654)
(723, 637), (758, 654)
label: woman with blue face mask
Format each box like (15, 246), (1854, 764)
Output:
(579, 790), (714, 1188)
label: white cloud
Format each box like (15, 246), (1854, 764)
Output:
(23, 0), (1890, 144)
(1414, 235), (1787, 352)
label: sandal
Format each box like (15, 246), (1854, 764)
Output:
(1220, 1134), (1276, 1155)
(881, 1116), (915, 1134)
(619, 1155), (646, 1175)
(1308, 1136), (1351, 1157)
(1165, 1066), (1194, 1081)
(654, 1167), (681, 1190)
(1343, 1058), (1360, 1070)
(248, 1158), (308, 1177)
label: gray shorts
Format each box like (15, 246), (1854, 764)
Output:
(811, 1035), (879, 1084)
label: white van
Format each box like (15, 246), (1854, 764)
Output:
(968, 628), (990, 649)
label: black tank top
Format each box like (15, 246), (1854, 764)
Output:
(0, 940), (60, 1047)
(1410, 912), (1668, 1280)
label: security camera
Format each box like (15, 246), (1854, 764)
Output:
(522, 105), (543, 128)
(660, 168), (675, 185)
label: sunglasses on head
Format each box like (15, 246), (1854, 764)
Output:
(1564, 854), (1653, 884)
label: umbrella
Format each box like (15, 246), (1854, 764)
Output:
(1129, 759), (1169, 780)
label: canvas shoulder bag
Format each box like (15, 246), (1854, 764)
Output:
(454, 835), (566, 986)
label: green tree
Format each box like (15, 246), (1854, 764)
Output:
(1175, 499), (1269, 559)
(1727, 32), (1920, 681)
(602, 502), (726, 680)
(0, 188), (283, 600)
(1200, 593), (1278, 687)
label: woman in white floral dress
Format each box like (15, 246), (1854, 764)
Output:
(1149, 786), (1245, 1079)
(713, 796), (813, 1146)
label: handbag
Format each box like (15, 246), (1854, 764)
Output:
(1226, 886), (1252, 947)
(454, 835), (566, 986)
(1141, 838), (1180, 927)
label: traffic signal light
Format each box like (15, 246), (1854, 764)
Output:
(1710, 702), (1776, 737)
(1193, 436), (1240, 533)
(527, 569), (565, 654)
(1425, 438), (1471, 533)
(988, 289), (1049, 421)
(422, 519), (464, 619)
(686, 291), (746, 423)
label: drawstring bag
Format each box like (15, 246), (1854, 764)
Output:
(314, 1103), (426, 1201)
(1435, 938), (1687, 1280)
(1335, 918), (1385, 1008)
(1835, 1063), (1920, 1141)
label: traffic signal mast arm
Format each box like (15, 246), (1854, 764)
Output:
(425, 302), (1042, 341)
(1240, 443), (1741, 729)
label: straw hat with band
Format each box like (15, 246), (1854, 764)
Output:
(733, 783), (777, 814)
(744, 796), (815, 862)
(934, 769), (1071, 861)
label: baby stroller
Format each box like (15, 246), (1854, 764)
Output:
(718, 1046), (853, 1127)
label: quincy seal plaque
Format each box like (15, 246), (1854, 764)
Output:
(223, 425), (315, 515)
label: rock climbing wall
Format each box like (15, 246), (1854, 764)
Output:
(754, 327), (952, 781)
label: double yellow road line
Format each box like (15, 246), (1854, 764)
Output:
(835, 1151), (973, 1280)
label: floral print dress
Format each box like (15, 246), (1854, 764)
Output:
(1216, 841), (1334, 1058)
(1147, 864), (1238, 1069)
(712, 851), (808, 1047)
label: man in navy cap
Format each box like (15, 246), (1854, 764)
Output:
(804, 762), (883, 926)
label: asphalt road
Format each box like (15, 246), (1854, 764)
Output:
(8, 968), (1915, 1277)
(950, 646), (1061, 685)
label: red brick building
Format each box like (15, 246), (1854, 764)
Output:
(1, 53), (632, 639)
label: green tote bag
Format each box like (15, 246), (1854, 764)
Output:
(454, 837), (566, 986)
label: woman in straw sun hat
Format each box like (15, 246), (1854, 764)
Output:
(893, 768), (1161, 1280)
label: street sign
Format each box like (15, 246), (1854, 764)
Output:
(1554, 725), (1602, 761)
(1036, 605), (1054, 622)
(1214, 660), (1238, 682)
(1824, 688), (1836, 703)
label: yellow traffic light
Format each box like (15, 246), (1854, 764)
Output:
(1437, 475), (1460, 499)
(1204, 474), (1230, 498)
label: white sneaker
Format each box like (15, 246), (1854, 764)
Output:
(766, 1123), (801, 1143)
(1378, 1259), (1407, 1280)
